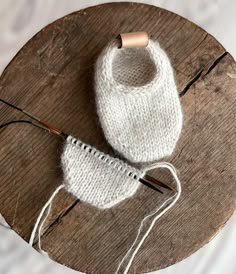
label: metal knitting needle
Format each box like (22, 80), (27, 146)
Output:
(0, 97), (174, 193)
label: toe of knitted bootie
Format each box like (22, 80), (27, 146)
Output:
(95, 39), (182, 163)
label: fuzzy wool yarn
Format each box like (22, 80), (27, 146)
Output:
(61, 135), (144, 209)
(95, 38), (183, 162)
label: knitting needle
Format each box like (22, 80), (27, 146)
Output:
(0, 98), (174, 193)
(0, 98), (67, 138)
(0, 120), (53, 133)
(139, 178), (163, 194)
(144, 174), (176, 192)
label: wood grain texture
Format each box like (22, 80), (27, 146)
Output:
(0, 2), (235, 273)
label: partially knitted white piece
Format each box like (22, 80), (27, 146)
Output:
(95, 39), (183, 162)
(29, 136), (182, 272)
(61, 136), (144, 209)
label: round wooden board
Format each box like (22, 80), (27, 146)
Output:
(0, 2), (236, 273)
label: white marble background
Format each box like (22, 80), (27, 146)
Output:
(0, 1), (236, 274)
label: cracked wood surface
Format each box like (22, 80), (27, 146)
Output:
(0, 3), (236, 274)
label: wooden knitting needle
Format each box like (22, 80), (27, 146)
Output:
(144, 174), (176, 192)
(139, 178), (163, 194)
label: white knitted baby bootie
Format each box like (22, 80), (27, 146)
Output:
(95, 39), (182, 162)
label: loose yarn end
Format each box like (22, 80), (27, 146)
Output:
(29, 184), (65, 253)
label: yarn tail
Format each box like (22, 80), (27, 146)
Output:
(29, 184), (65, 254)
(115, 162), (181, 274)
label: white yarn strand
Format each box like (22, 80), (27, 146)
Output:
(115, 194), (176, 274)
(29, 184), (65, 251)
(37, 202), (52, 253)
(116, 162), (182, 274)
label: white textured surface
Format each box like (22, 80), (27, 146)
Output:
(0, 1), (235, 273)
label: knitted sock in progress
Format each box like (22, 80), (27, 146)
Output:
(95, 39), (183, 162)
(61, 136), (144, 209)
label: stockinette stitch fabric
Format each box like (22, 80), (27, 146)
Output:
(61, 135), (144, 209)
(95, 38), (183, 162)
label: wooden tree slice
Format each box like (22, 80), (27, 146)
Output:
(0, 2), (236, 273)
